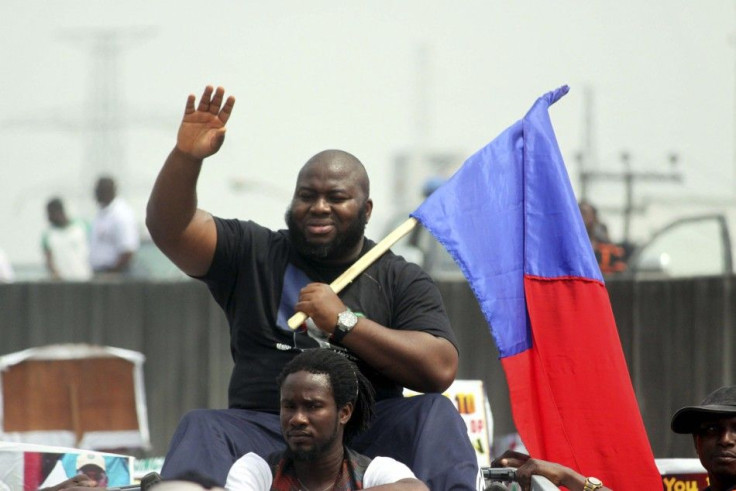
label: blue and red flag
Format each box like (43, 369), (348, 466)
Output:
(411, 86), (660, 489)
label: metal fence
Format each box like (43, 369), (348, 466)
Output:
(1, 275), (732, 459)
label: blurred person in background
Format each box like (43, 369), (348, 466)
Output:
(0, 247), (14, 282)
(43, 197), (93, 281)
(578, 200), (627, 275)
(578, 200), (610, 244)
(89, 176), (140, 275)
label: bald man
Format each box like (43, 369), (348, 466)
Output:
(146, 86), (481, 490)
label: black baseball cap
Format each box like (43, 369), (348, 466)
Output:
(671, 385), (736, 434)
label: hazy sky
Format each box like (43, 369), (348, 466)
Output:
(1, 1), (733, 267)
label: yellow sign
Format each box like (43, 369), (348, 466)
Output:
(405, 379), (492, 466)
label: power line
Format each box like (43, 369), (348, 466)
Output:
(578, 151), (683, 243)
(1, 27), (167, 188)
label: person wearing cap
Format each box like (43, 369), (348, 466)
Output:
(671, 385), (736, 491)
(37, 454), (107, 491)
(75, 453), (108, 487)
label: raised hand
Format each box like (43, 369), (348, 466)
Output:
(176, 85), (236, 160)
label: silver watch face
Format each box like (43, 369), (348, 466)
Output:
(337, 310), (358, 331)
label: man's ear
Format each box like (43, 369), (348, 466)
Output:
(364, 199), (373, 223)
(339, 402), (353, 425)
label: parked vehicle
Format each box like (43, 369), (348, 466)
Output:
(625, 214), (733, 278)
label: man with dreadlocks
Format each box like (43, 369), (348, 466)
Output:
(225, 349), (428, 490)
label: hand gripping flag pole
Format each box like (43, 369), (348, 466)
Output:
(287, 217), (418, 329)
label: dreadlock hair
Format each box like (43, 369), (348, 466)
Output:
(278, 348), (375, 443)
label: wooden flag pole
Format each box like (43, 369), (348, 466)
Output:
(287, 217), (418, 329)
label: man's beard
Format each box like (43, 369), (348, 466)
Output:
(285, 420), (341, 462)
(285, 207), (368, 261)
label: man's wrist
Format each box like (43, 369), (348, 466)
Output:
(330, 309), (358, 344)
(582, 477), (603, 490)
(172, 146), (203, 164)
(558, 468), (588, 490)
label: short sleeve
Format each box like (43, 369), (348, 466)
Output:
(390, 260), (457, 348)
(363, 456), (417, 487)
(114, 202), (140, 253)
(225, 452), (272, 490)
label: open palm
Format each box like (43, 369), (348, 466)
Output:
(176, 85), (236, 160)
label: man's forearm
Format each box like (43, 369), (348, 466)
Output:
(44, 251), (59, 279)
(341, 320), (458, 393)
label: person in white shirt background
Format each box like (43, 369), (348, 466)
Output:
(0, 247), (14, 283)
(42, 197), (93, 281)
(89, 176), (140, 275)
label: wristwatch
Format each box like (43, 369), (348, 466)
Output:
(330, 309), (358, 344)
(583, 477), (603, 490)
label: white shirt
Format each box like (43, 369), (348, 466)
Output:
(225, 452), (418, 490)
(89, 198), (140, 271)
(43, 220), (93, 280)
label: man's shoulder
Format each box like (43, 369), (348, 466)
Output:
(205, 218), (291, 282)
(102, 198), (136, 222)
(227, 452), (273, 490)
(68, 219), (89, 233)
(361, 454), (418, 486)
(369, 243), (431, 279)
(366, 455), (409, 470)
(111, 197), (134, 212)
(214, 217), (289, 243)
(265, 449), (285, 466)
(345, 447), (373, 465)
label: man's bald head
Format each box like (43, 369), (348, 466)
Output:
(287, 149), (373, 263)
(298, 150), (370, 199)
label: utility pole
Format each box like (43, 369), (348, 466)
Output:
(574, 86), (683, 243)
(576, 85), (597, 201)
(1, 27), (164, 199)
(394, 44), (433, 214)
(580, 152), (682, 243)
(61, 27), (159, 183)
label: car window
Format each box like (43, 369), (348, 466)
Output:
(632, 216), (730, 278)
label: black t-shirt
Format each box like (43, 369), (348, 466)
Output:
(200, 218), (457, 412)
